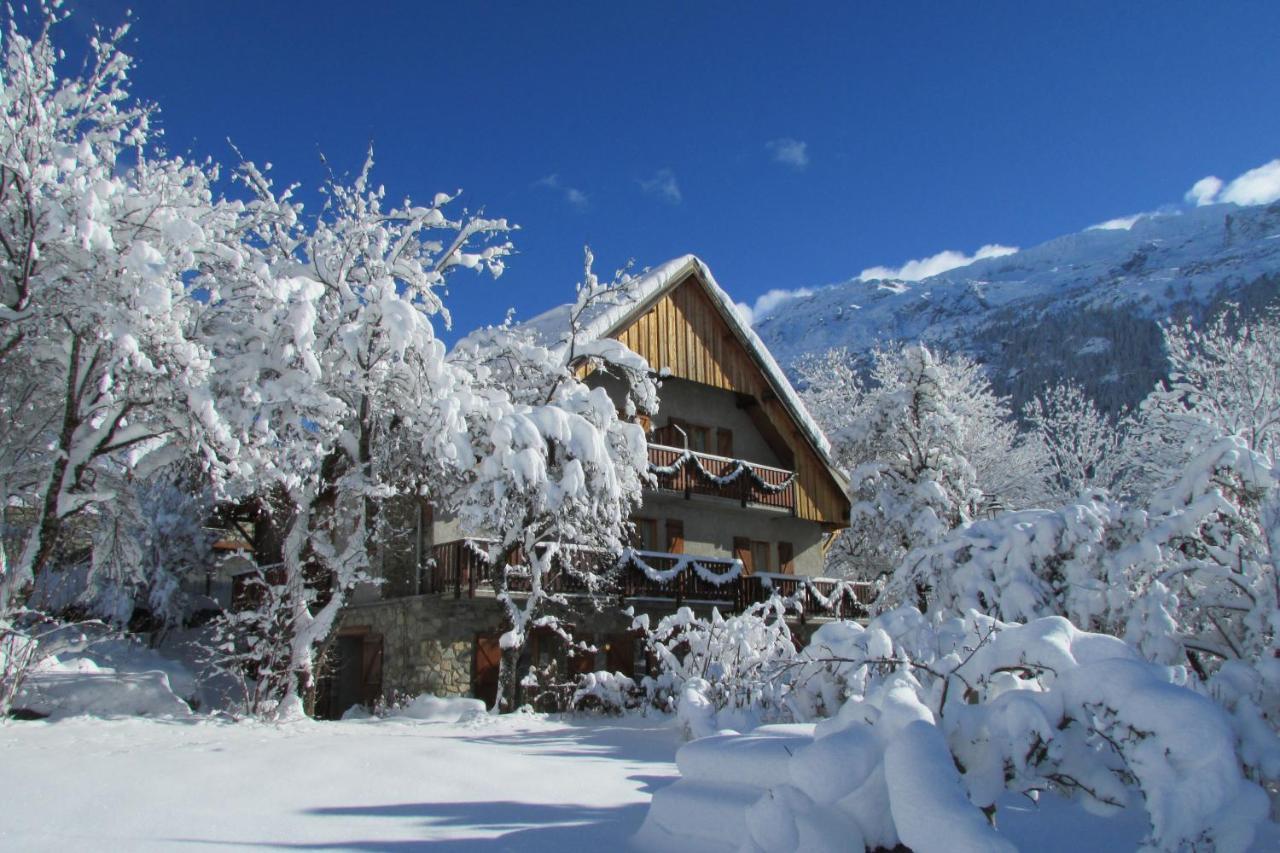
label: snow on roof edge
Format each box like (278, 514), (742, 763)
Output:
(682, 257), (837, 463)
(519, 254), (840, 474)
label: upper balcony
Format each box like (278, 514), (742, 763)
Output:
(646, 443), (796, 513)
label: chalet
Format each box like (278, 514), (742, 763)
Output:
(322, 255), (860, 716)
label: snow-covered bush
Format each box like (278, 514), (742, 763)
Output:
(887, 436), (1280, 788)
(570, 670), (641, 715)
(882, 493), (1131, 629)
(201, 568), (298, 717)
(643, 609), (1272, 853)
(76, 472), (214, 632)
(633, 600), (797, 737)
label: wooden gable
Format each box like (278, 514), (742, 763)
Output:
(609, 272), (850, 528)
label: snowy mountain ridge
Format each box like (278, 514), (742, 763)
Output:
(753, 201), (1280, 412)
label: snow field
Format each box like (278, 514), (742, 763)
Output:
(0, 713), (682, 852)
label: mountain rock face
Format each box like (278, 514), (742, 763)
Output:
(754, 202), (1280, 415)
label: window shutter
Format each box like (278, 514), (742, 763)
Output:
(779, 541), (795, 575)
(666, 519), (685, 554)
(733, 536), (752, 575)
(716, 428), (734, 459)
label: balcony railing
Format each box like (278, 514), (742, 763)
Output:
(647, 444), (796, 512)
(421, 539), (873, 620)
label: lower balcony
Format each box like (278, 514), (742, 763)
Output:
(420, 539), (874, 620)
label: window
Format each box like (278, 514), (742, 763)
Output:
(716, 428), (734, 459)
(688, 424), (711, 453)
(632, 517), (659, 551)
(733, 537), (772, 575)
(662, 418), (712, 453)
(750, 541), (772, 575)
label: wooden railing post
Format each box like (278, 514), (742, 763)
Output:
(454, 545), (463, 600)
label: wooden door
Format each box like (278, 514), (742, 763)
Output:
(359, 634), (384, 709)
(473, 634), (502, 708)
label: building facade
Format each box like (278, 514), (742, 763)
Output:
(323, 256), (862, 715)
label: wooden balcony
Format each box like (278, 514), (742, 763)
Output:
(422, 539), (874, 620)
(647, 443), (796, 512)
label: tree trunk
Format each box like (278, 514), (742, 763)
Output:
(494, 643), (520, 713)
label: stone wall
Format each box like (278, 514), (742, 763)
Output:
(339, 594), (503, 701)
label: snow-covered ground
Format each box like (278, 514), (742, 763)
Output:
(0, 712), (682, 852)
(1, 710), (1276, 852)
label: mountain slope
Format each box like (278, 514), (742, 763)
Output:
(754, 202), (1280, 414)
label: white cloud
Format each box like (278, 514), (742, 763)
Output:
(532, 173), (589, 210)
(1219, 159), (1280, 206)
(735, 286), (815, 326)
(857, 243), (1018, 282)
(1185, 175), (1224, 207)
(638, 168), (682, 204)
(1184, 159), (1280, 208)
(766, 138), (809, 170)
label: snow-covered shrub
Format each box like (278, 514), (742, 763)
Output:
(388, 694), (487, 724)
(0, 616), (40, 717)
(67, 472), (215, 632)
(633, 600), (797, 736)
(644, 608), (1271, 853)
(202, 569), (297, 718)
(570, 671), (641, 715)
(879, 433), (1280, 790)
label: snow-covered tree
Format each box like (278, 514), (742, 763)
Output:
(0, 7), (256, 613)
(797, 344), (1042, 580)
(1126, 306), (1280, 493)
(200, 153), (512, 717)
(447, 250), (656, 711)
(1024, 379), (1129, 502)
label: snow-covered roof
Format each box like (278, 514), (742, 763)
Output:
(518, 254), (839, 472)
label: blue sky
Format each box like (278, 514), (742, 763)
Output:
(70, 1), (1280, 339)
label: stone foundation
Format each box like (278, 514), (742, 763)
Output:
(339, 594), (503, 701)
(338, 592), (850, 705)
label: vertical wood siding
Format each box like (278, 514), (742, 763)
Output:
(612, 273), (849, 526)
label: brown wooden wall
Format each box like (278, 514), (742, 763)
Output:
(610, 273), (849, 527)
